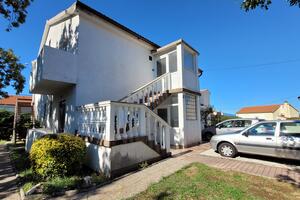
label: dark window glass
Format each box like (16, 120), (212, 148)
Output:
(157, 57), (166, 77)
(171, 106), (179, 127)
(169, 51), (177, 72)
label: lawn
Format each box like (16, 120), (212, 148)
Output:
(130, 163), (300, 200)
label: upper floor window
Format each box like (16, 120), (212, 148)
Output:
(157, 57), (166, 77)
(184, 49), (195, 72)
(169, 51), (177, 73)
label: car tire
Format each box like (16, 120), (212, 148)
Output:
(218, 142), (237, 158)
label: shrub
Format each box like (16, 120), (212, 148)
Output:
(16, 113), (41, 139)
(0, 110), (14, 140)
(30, 133), (86, 178)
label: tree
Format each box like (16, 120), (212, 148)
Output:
(0, 0), (33, 98)
(0, 0), (33, 31)
(241, 0), (300, 11)
(0, 48), (25, 98)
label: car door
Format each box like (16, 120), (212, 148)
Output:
(275, 121), (300, 160)
(236, 122), (277, 156)
(216, 120), (234, 134)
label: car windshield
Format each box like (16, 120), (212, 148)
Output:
(280, 122), (300, 138)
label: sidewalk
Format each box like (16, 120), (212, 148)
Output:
(56, 143), (299, 199)
(0, 144), (19, 200)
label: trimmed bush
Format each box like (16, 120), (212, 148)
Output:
(30, 133), (86, 178)
(0, 110), (14, 140)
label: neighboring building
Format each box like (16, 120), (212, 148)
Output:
(28, 1), (202, 176)
(0, 95), (32, 114)
(236, 101), (299, 120)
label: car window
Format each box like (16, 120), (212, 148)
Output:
(247, 122), (276, 136)
(219, 121), (234, 128)
(280, 122), (300, 138)
(245, 120), (252, 127)
(233, 120), (245, 128)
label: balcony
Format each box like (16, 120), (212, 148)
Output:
(30, 45), (77, 94)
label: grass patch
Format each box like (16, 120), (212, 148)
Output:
(130, 163), (300, 200)
(43, 176), (82, 195)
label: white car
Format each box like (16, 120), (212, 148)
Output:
(211, 120), (300, 160)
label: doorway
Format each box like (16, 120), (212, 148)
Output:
(58, 100), (66, 132)
(157, 108), (168, 123)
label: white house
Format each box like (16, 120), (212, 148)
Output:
(28, 1), (202, 177)
(200, 89), (210, 109)
(236, 101), (299, 120)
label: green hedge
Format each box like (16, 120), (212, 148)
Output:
(30, 134), (86, 178)
(0, 110), (14, 140)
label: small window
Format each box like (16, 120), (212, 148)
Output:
(184, 50), (194, 71)
(157, 57), (166, 77)
(185, 94), (197, 120)
(170, 106), (179, 127)
(245, 120), (252, 127)
(248, 122), (276, 136)
(171, 94), (178, 104)
(280, 122), (300, 138)
(169, 51), (177, 72)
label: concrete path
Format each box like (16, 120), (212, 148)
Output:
(56, 143), (299, 200)
(0, 144), (20, 200)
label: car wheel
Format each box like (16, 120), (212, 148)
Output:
(218, 142), (237, 158)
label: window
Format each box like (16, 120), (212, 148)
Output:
(170, 106), (179, 127)
(233, 120), (245, 128)
(244, 120), (252, 127)
(185, 94), (197, 120)
(184, 50), (194, 71)
(247, 123), (276, 136)
(169, 51), (177, 72)
(157, 57), (166, 77)
(219, 121), (234, 128)
(280, 122), (300, 138)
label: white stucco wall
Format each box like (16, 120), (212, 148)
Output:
(75, 13), (155, 106)
(200, 89), (210, 107)
(237, 113), (275, 120)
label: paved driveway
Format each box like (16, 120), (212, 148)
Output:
(200, 148), (300, 170)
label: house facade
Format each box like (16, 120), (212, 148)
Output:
(236, 101), (299, 120)
(29, 1), (202, 176)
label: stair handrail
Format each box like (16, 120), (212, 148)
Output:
(119, 72), (171, 102)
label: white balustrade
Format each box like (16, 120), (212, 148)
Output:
(77, 101), (171, 152)
(120, 73), (172, 105)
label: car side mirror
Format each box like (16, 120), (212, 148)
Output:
(243, 131), (249, 137)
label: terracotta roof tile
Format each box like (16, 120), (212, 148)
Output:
(0, 95), (32, 106)
(237, 104), (281, 114)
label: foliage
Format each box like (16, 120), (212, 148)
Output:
(0, 48), (25, 98)
(131, 163), (300, 200)
(241, 0), (300, 11)
(0, 0), (33, 31)
(0, 110), (14, 140)
(16, 113), (40, 139)
(0, 110), (40, 140)
(30, 134), (87, 178)
(200, 106), (214, 128)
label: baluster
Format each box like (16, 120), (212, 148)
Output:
(115, 106), (122, 140)
(154, 119), (157, 145)
(159, 123), (163, 148)
(122, 106), (128, 139)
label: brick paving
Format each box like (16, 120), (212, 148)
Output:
(0, 144), (19, 200)
(57, 142), (299, 200)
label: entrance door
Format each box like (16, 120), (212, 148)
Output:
(58, 100), (66, 132)
(157, 108), (168, 123)
(157, 57), (166, 77)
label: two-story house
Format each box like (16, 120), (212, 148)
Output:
(29, 1), (202, 176)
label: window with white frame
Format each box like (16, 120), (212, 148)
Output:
(184, 49), (195, 72)
(169, 51), (177, 73)
(185, 94), (197, 120)
(170, 94), (179, 127)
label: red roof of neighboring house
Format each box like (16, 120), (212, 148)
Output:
(237, 104), (281, 114)
(0, 95), (32, 106)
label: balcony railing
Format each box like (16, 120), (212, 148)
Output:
(77, 101), (171, 152)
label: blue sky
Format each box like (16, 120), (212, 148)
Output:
(1, 0), (300, 114)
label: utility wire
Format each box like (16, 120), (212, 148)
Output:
(203, 58), (300, 71)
